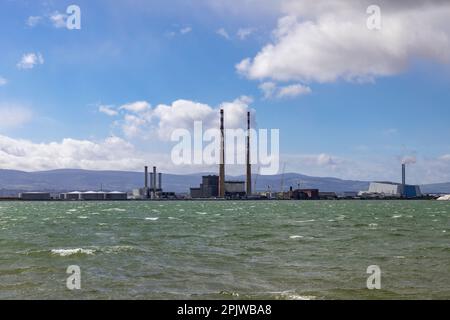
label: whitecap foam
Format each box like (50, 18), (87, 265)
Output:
(289, 235), (304, 239)
(285, 294), (316, 300)
(145, 217), (159, 221)
(51, 248), (95, 256)
(103, 208), (126, 212)
(196, 212), (207, 215)
(295, 219), (315, 223)
(392, 215), (402, 219)
(274, 291), (316, 300)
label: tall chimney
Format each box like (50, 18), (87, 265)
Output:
(246, 111), (252, 196)
(219, 109), (225, 198)
(402, 163), (406, 185)
(153, 166), (157, 197)
(158, 173), (162, 191)
(402, 163), (406, 197)
(144, 166), (148, 197)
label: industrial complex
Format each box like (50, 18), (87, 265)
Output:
(11, 111), (429, 201)
(189, 110), (251, 199)
(358, 164), (422, 199)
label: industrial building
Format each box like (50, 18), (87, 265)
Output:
(201, 175), (219, 198)
(360, 182), (422, 198)
(133, 166), (164, 199)
(224, 181), (246, 198)
(19, 192), (51, 201)
(281, 188), (320, 200)
(358, 164), (422, 199)
(295, 189), (319, 200)
(59, 191), (127, 201)
(190, 175), (246, 199)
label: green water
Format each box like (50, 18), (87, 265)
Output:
(0, 200), (449, 300)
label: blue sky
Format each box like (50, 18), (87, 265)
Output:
(1, 0), (450, 184)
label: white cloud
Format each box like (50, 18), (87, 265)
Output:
(237, 28), (255, 40)
(237, 1), (450, 83)
(0, 105), (32, 130)
(180, 27), (192, 34)
(26, 16), (42, 27)
(317, 153), (337, 166)
(259, 81), (311, 99)
(440, 154), (450, 161)
(50, 11), (67, 28)
(120, 101), (151, 113)
(277, 83), (311, 98)
(0, 77), (7, 86)
(109, 97), (255, 141)
(259, 82), (277, 99)
(216, 28), (230, 39)
(0, 135), (149, 171)
(17, 52), (44, 70)
(122, 114), (148, 137)
(98, 105), (118, 116)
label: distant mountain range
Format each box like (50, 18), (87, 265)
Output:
(0, 169), (449, 196)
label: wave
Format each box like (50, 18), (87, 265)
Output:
(51, 248), (95, 256)
(50, 245), (138, 257)
(295, 219), (315, 223)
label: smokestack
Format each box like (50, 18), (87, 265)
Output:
(144, 166), (148, 188)
(402, 163), (406, 197)
(402, 163), (406, 186)
(246, 111), (252, 196)
(219, 109), (225, 198)
(158, 173), (162, 191)
(153, 166), (157, 197)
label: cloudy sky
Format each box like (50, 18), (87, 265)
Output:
(1, 0), (450, 184)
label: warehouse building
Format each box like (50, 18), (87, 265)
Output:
(287, 188), (319, 200)
(359, 182), (422, 199)
(190, 175), (246, 199)
(60, 191), (127, 201)
(224, 181), (246, 199)
(19, 192), (51, 201)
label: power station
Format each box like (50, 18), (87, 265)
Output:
(132, 166), (175, 200)
(358, 163), (422, 199)
(190, 109), (252, 199)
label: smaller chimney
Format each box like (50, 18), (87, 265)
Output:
(144, 166), (148, 188)
(402, 163), (406, 186)
(153, 166), (157, 198)
(158, 173), (162, 191)
(402, 163), (406, 198)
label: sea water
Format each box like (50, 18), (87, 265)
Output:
(0, 200), (448, 299)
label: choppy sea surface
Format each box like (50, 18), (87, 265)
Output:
(0, 200), (448, 300)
